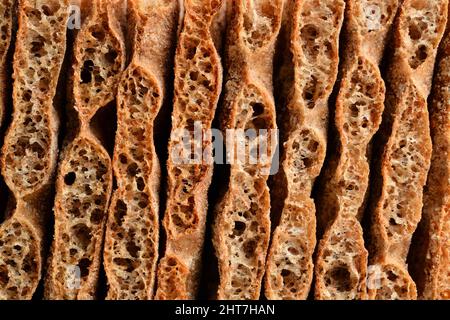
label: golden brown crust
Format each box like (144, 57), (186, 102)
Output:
(212, 0), (282, 300)
(44, 0), (126, 300)
(264, 0), (344, 300)
(0, 0), (14, 127)
(314, 0), (399, 300)
(410, 16), (450, 300)
(368, 0), (448, 300)
(155, 0), (224, 300)
(0, 0), (68, 300)
(103, 0), (179, 300)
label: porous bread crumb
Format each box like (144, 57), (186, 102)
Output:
(44, 0), (125, 300)
(103, 0), (179, 300)
(0, 217), (40, 299)
(0, 0), (68, 300)
(2, 0), (67, 196)
(264, 0), (345, 300)
(212, 0), (281, 300)
(155, 0), (224, 300)
(409, 12), (450, 300)
(315, 0), (400, 300)
(368, 0), (448, 300)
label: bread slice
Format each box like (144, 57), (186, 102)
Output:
(314, 0), (399, 300)
(263, 0), (344, 300)
(44, 0), (126, 300)
(155, 0), (224, 300)
(211, 0), (282, 300)
(409, 15), (450, 300)
(103, 0), (179, 300)
(368, 0), (448, 300)
(0, 0), (14, 127)
(0, 0), (68, 300)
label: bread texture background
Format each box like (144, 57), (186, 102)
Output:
(44, 0), (126, 299)
(264, 0), (344, 300)
(0, 0), (449, 301)
(155, 0), (224, 300)
(103, 0), (179, 300)
(368, 0), (448, 300)
(409, 7), (450, 300)
(0, 0), (68, 299)
(212, 0), (282, 300)
(314, 0), (399, 300)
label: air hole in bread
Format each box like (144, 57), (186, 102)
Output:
(243, 239), (257, 258)
(64, 172), (76, 185)
(41, 3), (60, 16)
(30, 36), (46, 57)
(90, 209), (103, 224)
(308, 140), (318, 152)
(325, 265), (352, 292)
(81, 60), (95, 84)
(79, 258), (91, 277)
(1, 25), (9, 42)
(72, 223), (92, 250)
(136, 177), (145, 191)
(189, 71), (199, 81)
(301, 24), (320, 60)
(303, 74), (318, 109)
(115, 200), (127, 226)
(105, 50), (118, 65)
(31, 141), (45, 157)
(126, 241), (140, 259)
(127, 163), (139, 177)
(250, 117), (267, 130)
(185, 44), (197, 60)
(137, 194), (149, 209)
(387, 270), (398, 282)
(281, 269), (291, 277)
(408, 23), (422, 40)
(113, 257), (135, 272)
(69, 199), (81, 217)
(250, 102), (264, 116)
(92, 30), (105, 41)
(0, 265), (9, 286)
(25, 7), (41, 20)
(350, 104), (359, 117)
(233, 221), (246, 236)
(410, 44), (428, 68)
(119, 154), (127, 164)
(22, 90), (31, 102)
